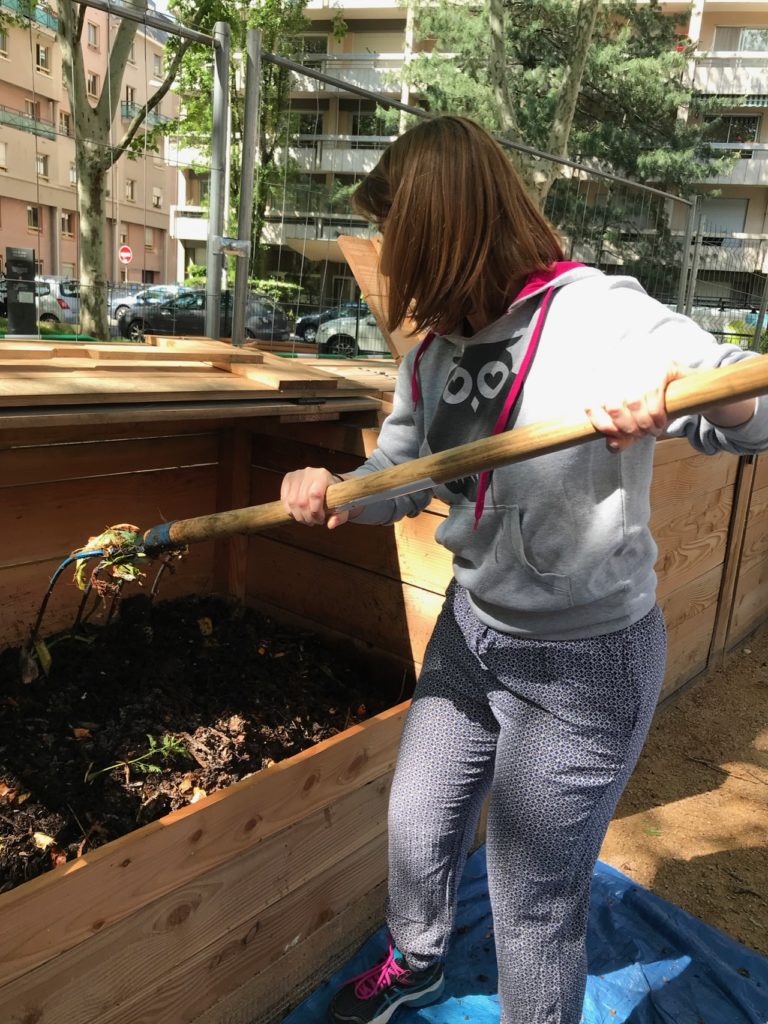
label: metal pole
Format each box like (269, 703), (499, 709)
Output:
(685, 196), (704, 317)
(205, 21), (230, 340)
(752, 263), (768, 353)
(232, 28), (262, 348)
(676, 194), (698, 314)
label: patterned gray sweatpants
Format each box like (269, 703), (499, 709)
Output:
(387, 581), (666, 1024)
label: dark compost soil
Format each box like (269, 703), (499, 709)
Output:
(0, 594), (396, 894)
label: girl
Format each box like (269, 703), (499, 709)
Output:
(280, 116), (767, 1024)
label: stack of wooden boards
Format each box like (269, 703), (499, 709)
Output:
(0, 336), (399, 428)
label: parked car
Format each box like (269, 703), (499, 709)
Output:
(295, 301), (370, 344)
(119, 289), (291, 342)
(0, 276), (80, 324)
(315, 312), (390, 357)
(108, 283), (187, 323)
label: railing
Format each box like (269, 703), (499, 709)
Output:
(693, 52), (768, 96)
(0, 103), (56, 140)
(120, 101), (173, 126)
(0, 0), (58, 30)
(292, 52), (408, 93)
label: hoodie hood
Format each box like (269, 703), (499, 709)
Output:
(438, 261), (602, 348)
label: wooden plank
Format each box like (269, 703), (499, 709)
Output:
(0, 342), (56, 359)
(195, 881), (387, 1024)
(0, 398), (380, 433)
(225, 352), (343, 392)
(726, 553), (768, 647)
(143, 337), (265, 364)
(0, 358), (216, 374)
(650, 449), (738, 507)
(708, 456), (756, 666)
(652, 487), (732, 594)
(0, 434), (218, 488)
(0, 466), (219, 569)
(250, 424), (380, 464)
(657, 563), (723, 630)
(751, 451), (768, 491)
(337, 235), (424, 363)
(214, 427), (252, 600)
(250, 466), (451, 594)
(0, 701), (408, 987)
(0, 775), (393, 1024)
(247, 537), (443, 665)
(90, 833), (389, 1024)
(661, 600), (719, 700)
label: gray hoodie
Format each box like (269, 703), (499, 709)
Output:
(348, 267), (768, 639)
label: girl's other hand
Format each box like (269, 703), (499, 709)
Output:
(585, 362), (693, 453)
(280, 468), (351, 529)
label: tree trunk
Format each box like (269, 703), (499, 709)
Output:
(76, 138), (110, 339)
(534, 0), (600, 206)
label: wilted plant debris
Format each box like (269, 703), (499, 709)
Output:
(0, 595), (393, 894)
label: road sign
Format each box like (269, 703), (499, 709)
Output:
(118, 245), (133, 265)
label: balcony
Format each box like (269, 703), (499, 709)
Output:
(282, 134), (396, 176)
(693, 52), (768, 98)
(705, 143), (768, 186)
(695, 235), (768, 276)
(170, 205), (209, 242)
(291, 53), (405, 95)
(0, 0), (57, 31)
(0, 103), (56, 140)
(121, 101), (173, 127)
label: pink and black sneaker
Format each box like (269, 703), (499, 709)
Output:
(328, 942), (445, 1024)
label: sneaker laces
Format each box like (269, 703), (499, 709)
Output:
(347, 942), (411, 1000)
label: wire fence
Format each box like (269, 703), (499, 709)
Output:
(1, 3), (765, 352)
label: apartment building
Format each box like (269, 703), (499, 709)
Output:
(0, 1), (178, 284)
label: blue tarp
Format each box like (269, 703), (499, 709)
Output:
(284, 847), (768, 1023)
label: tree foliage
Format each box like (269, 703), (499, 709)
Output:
(404, 0), (732, 194)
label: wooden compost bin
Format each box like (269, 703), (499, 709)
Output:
(0, 338), (766, 1024)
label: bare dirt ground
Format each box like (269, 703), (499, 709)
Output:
(601, 622), (768, 957)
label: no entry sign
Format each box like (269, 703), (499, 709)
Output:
(118, 244), (133, 265)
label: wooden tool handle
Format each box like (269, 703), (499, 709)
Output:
(153, 356), (768, 550)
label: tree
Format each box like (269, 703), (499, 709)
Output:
(402, 0), (731, 196)
(169, 0), (309, 279)
(56, 0), (211, 338)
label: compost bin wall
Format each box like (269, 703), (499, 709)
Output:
(0, 417), (766, 1024)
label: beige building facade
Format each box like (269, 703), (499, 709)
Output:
(0, 2), (178, 285)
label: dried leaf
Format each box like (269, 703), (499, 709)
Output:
(189, 787), (206, 804)
(197, 617), (213, 637)
(356, 704), (367, 718)
(73, 728), (91, 740)
(51, 847), (68, 868)
(15, 792), (30, 806)
(0, 783), (13, 802)
(178, 775), (193, 794)
(257, 646), (266, 656)
(33, 832), (55, 850)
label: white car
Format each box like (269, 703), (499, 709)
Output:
(315, 312), (391, 357)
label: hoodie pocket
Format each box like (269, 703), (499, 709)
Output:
(435, 504), (574, 612)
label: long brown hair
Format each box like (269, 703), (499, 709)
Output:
(352, 116), (564, 334)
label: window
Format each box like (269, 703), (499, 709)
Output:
(0, 28), (8, 56)
(61, 263), (75, 277)
(87, 72), (99, 97)
(61, 210), (75, 236)
(144, 226), (154, 250)
(701, 197), (749, 234)
(152, 187), (163, 209)
(125, 85), (135, 106)
(119, 222), (128, 245)
(59, 110), (72, 136)
(0, 141), (6, 169)
(27, 206), (41, 231)
(87, 22), (99, 49)
(713, 26), (768, 52)
(297, 35), (328, 58)
(125, 178), (136, 201)
(129, 42), (136, 63)
(705, 114), (761, 146)
(25, 99), (40, 120)
(36, 154), (49, 178)
(35, 44), (50, 72)
(69, 162), (77, 186)
(153, 53), (163, 78)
